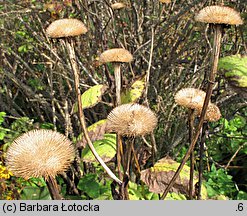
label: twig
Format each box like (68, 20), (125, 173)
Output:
(225, 143), (247, 169)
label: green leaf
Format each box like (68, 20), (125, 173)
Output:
(0, 112), (6, 124)
(121, 77), (145, 104)
(77, 174), (100, 199)
(73, 85), (108, 113)
(21, 186), (51, 200)
(229, 116), (246, 129)
(81, 133), (116, 163)
(218, 55), (247, 96)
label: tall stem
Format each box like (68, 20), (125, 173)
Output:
(46, 176), (62, 200)
(114, 63), (121, 106)
(188, 109), (195, 199)
(65, 38), (121, 184)
(161, 24), (222, 199)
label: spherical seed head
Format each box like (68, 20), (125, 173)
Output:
(196, 103), (221, 122)
(6, 129), (75, 180)
(175, 88), (206, 110)
(195, 6), (243, 25)
(111, 3), (126, 10)
(99, 48), (133, 64)
(159, 0), (171, 3)
(107, 103), (157, 136)
(46, 18), (88, 38)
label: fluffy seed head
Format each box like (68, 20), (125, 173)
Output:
(107, 103), (157, 136)
(195, 6), (243, 25)
(99, 48), (133, 64)
(159, 0), (171, 3)
(196, 103), (221, 122)
(46, 18), (88, 38)
(111, 3), (126, 10)
(6, 129), (75, 180)
(175, 88), (206, 110)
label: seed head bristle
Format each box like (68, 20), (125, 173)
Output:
(107, 103), (157, 136)
(159, 0), (171, 3)
(175, 88), (206, 110)
(99, 48), (133, 64)
(111, 3), (126, 10)
(195, 5), (243, 25)
(46, 18), (88, 38)
(196, 103), (221, 122)
(6, 129), (75, 180)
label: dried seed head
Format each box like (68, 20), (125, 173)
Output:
(111, 2), (126, 10)
(6, 129), (75, 180)
(159, 0), (171, 3)
(195, 5), (243, 25)
(195, 103), (221, 122)
(46, 18), (88, 38)
(107, 103), (157, 136)
(175, 88), (206, 110)
(99, 48), (133, 64)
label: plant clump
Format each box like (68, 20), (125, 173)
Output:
(111, 2), (126, 10)
(6, 129), (75, 180)
(195, 5), (243, 25)
(99, 48), (133, 65)
(46, 18), (88, 38)
(107, 103), (157, 136)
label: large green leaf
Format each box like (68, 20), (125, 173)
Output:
(121, 77), (145, 104)
(218, 55), (247, 97)
(81, 133), (116, 163)
(73, 84), (108, 113)
(77, 173), (112, 199)
(140, 157), (207, 199)
(21, 186), (51, 200)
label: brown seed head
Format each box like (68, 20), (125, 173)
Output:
(111, 3), (126, 10)
(175, 88), (206, 110)
(46, 18), (88, 38)
(196, 103), (221, 122)
(159, 0), (171, 3)
(6, 129), (75, 180)
(195, 6), (243, 25)
(99, 48), (133, 65)
(107, 103), (157, 136)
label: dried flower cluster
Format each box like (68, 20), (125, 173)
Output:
(196, 103), (221, 122)
(175, 88), (206, 110)
(107, 103), (157, 136)
(46, 18), (88, 38)
(6, 129), (75, 179)
(175, 88), (221, 122)
(111, 3), (126, 10)
(195, 6), (243, 25)
(99, 48), (133, 64)
(159, 0), (171, 3)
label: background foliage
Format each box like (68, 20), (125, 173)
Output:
(0, 0), (246, 200)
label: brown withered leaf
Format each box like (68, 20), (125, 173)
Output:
(140, 157), (198, 196)
(77, 119), (108, 148)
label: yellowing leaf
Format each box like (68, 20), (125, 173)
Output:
(121, 77), (145, 104)
(73, 85), (108, 113)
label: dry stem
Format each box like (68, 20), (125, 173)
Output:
(65, 38), (121, 184)
(46, 176), (63, 200)
(161, 24), (222, 199)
